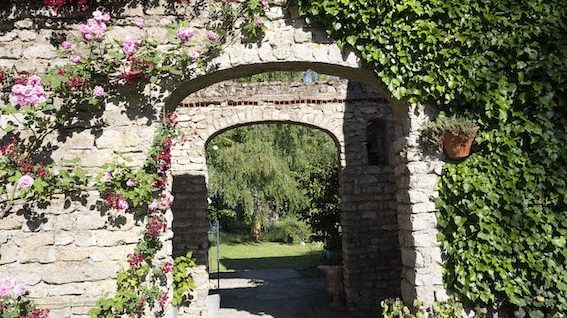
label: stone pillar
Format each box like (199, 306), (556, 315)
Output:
(392, 103), (447, 304)
(340, 94), (402, 315)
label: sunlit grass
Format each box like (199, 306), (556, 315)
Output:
(208, 241), (324, 272)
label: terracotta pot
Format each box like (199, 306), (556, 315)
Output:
(318, 265), (344, 307)
(442, 127), (479, 159)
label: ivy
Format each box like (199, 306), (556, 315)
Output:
(297, 0), (567, 316)
(171, 252), (197, 306)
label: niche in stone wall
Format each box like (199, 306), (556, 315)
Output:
(366, 118), (388, 166)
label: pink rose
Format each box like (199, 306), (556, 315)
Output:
(176, 27), (194, 43)
(190, 51), (200, 61)
(17, 175), (34, 189)
(11, 84), (24, 95)
(123, 37), (141, 56)
(92, 10), (111, 22)
(1, 277), (16, 291)
(134, 17), (144, 28)
(71, 55), (81, 64)
(78, 17), (108, 42)
(60, 40), (73, 50)
(157, 192), (174, 210)
(207, 31), (218, 41)
(14, 283), (27, 296)
(93, 86), (104, 98)
(27, 75), (41, 86)
(149, 201), (158, 211)
(103, 171), (113, 181)
(116, 198), (129, 212)
(161, 261), (173, 274)
(157, 291), (169, 308)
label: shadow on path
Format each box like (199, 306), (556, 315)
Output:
(210, 268), (350, 318)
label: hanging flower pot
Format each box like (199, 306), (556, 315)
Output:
(442, 126), (479, 159)
(420, 115), (479, 160)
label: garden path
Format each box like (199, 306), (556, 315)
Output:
(210, 268), (350, 318)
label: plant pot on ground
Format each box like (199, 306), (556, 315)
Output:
(318, 250), (345, 308)
(420, 115), (479, 160)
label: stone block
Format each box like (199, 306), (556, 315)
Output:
(54, 231), (74, 246)
(0, 214), (23, 230)
(41, 261), (118, 284)
(75, 231), (97, 247)
(96, 230), (140, 246)
(75, 214), (106, 230)
(409, 174), (439, 189)
(0, 244), (19, 265)
(398, 212), (438, 231)
(23, 44), (56, 59)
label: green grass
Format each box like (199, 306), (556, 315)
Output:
(208, 241), (324, 272)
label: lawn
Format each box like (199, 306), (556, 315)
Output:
(208, 241), (324, 272)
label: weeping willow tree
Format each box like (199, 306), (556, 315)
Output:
(206, 124), (338, 242)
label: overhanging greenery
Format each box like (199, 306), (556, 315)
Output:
(296, 0), (567, 316)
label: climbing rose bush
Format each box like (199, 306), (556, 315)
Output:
(0, 278), (50, 318)
(1, 1), (271, 315)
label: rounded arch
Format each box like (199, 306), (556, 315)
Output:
(171, 102), (347, 173)
(204, 119), (343, 163)
(165, 62), (390, 111)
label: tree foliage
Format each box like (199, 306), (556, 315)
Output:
(206, 124), (339, 242)
(297, 0), (567, 316)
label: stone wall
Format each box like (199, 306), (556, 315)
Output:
(0, 1), (445, 317)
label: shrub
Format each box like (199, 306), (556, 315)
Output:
(264, 215), (312, 244)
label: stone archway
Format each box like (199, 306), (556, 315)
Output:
(169, 78), (436, 317)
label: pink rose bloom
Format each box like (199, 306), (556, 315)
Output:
(149, 201), (158, 211)
(17, 175), (34, 189)
(157, 192), (174, 210)
(93, 86), (104, 97)
(71, 55), (81, 64)
(27, 75), (41, 86)
(122, 37), (141, 56)
(161, 261), (173, 274)
(78, 15), (108, 42)
(1, 277), (16, 291)
(126, 179), (137, 187)
(157, 291), (169, 308)
(190, 51), (200, 61)
(103, 171), (113, 181)
(133, 17), (144, 28)
(60, 40), (73, 50)
(78, 24), (93, 41)
(14, 283), (27, 296)
(116, 198), (129, 212)
(207, 30), (218, 41)
(92, 10), (111, 22)
(11, 84), (24, 95)
(176, 27), (194, 43)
